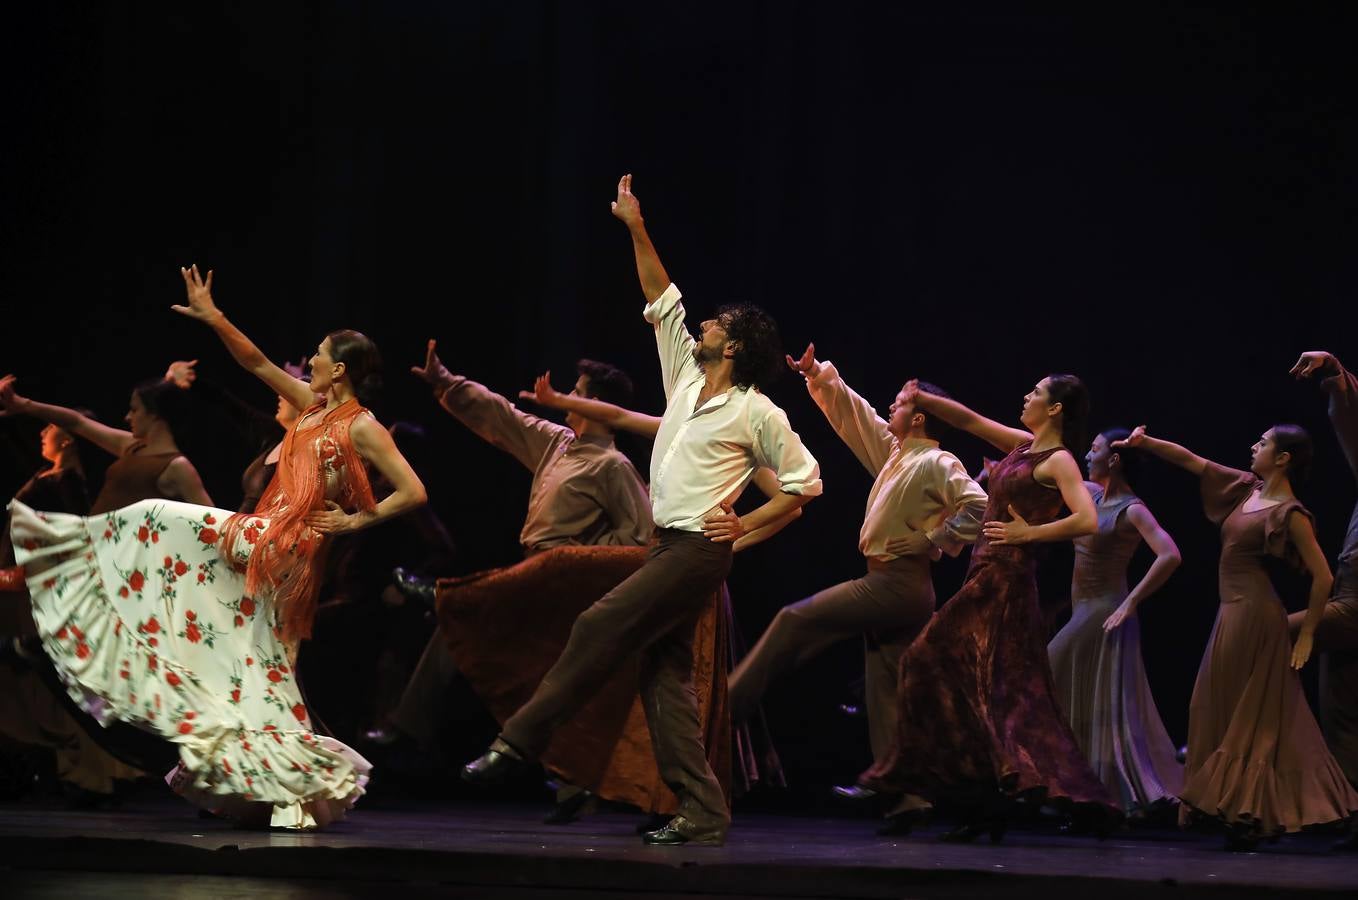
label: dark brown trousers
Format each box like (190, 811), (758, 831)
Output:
(501, 529), (733, 829)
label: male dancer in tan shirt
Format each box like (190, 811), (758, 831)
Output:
(729, 344), (987, 827)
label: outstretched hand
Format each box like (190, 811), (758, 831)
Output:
(517, 371), (563, 408)
(410, 339), (453, 386)
(172, 264), (220, 323)
(1110, 425), (1146, 449)
(0, 374), (29, 416)
(785, 343), (822, 379)
(164, 360), (199, 389)
(610, 173), (641, 226)
(1289, 351), (1335, 380)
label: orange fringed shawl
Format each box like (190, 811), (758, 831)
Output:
(221, 398), (376, 642)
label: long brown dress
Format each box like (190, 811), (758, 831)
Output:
(436, 544), (738, 815)
(1179, 462), (1358, 833)
(1047, 484), (1183, 811)
(862, 444), (1117, 814)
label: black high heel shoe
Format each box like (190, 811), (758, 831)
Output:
(1222, 821), (1262, 852)
(878, 807), (932, 836)
(939, 816), (1007, 844)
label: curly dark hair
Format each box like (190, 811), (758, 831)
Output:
(576, 359), (635, 408)
(716, 303), (784, 391)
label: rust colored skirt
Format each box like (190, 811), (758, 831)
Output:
(436, 545), (731, 815)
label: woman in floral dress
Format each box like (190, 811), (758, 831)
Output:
(8, 264), (427, 829)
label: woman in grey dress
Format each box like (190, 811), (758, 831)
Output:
(1048, 428), (1184, 816)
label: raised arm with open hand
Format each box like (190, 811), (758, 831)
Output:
(172, 265), (315, 413)
(610, 174), (671, 304)
(410, 339), (455, 390)
(785, 343), (822, 380)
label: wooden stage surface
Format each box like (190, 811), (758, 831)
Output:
(1, 792), (1355, 898)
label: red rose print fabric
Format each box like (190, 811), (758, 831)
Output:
(9, 497), (370, 829)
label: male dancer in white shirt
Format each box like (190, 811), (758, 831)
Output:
(728, 347), (987, 830)
(463, 175), (822, 846)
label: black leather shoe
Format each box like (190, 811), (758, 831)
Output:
(877, 807), (931, 836)
(392, 567), (437, 606)
(641, 815), (727, 847)
(634, 813), (673, 835)
(543, 789), (595, 825)
(832, 783), (877, 802)
(940, 816), (1007, 844)
(461, 740), (527, 787)
(1223, 822), (1261, 852)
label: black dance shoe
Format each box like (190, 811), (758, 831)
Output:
(543, 789), (595, 825)
(831, 783), (877, 802)
(939, 816), (1007, 844)
(1222, 822), (1262, 852)
(461, 739), (527, 787)
(391, 567), (437, 606)
(641, 815), (727, 847)
(877, 807), (932, 836)
(633, 813), (673, 835)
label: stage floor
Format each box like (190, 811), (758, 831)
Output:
(1, 792), (1355, 898)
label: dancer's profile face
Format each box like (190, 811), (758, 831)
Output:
(1250, 429), (1280, 477)
(124, 391), (155, 439)
(310, 338), (337, 393)
(692, 315), (732, 367)
(1020, 378), (1055, 430)
(39, 424), (69, 464)
(1086, 434), (1112, 479)
(565, 373), (590, 434)
(887, 386), (919, 438)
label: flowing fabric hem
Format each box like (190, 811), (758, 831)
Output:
(1179, 747), (1358, 834)
(10, 499), (370, 830)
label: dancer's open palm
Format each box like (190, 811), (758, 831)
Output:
(172, 264), (220, 322)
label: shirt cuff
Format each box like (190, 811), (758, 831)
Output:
(807, 360), (840, 389)
(642, 283), (683, 324)
(926, 525), (965, 558)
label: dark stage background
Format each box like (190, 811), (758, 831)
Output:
(3, 3), (1356, 804)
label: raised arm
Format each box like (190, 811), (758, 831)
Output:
(0, 375), (134, 457)
(983, 450), (1096, 545)
(518, 371), (662, 439)
(610, 174), (671, 304)
(1293, 350), (1358, 481)
(911, 382), (1032, 453)
(792, 344), (893, 475)
(305, 414), (428, 535)
(411, 340), (564, 469)
(1112, 425), (1208, 476)
(1102, 503), (1182, 631)
(172, 265), (316, 413)
(1287, 511), (1335, 670)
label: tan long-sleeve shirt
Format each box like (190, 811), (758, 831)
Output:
(437, 375), (653, 553)
(806, 361), (988, 561)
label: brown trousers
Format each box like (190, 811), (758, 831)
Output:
(728, 555), (935, 766)
(1292, 560), (1358, 787)
(501, 530), (732, 829)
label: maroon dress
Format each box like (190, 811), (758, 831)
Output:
(862, 443), (1116, 813)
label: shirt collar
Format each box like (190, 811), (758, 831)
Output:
(570, 432), (616, 450)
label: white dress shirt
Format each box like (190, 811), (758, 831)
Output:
(807, 361), (987, 561)
(643, 284), (822, 532)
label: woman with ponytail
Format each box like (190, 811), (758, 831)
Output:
(1116, 422), (1358, 849)
(7, 265), (426, 829)
(857, 375), (1120, 841)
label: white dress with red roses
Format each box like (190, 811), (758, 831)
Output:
(9, 497), (370, 829)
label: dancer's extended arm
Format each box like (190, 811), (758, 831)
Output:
(518, 372), (662, 439)
(611, 173), (671, 305)
(172, 265), (316, 413)
(1292, 351), (1358, 481)
(909, 381), (1032, 454)
(1102, 504), (1182, 631)
(1288, 512), (1334, 670)
(1111, 425), (1208, 475)
(412, 340), (564, 470)
(0, 375), (135, 457)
